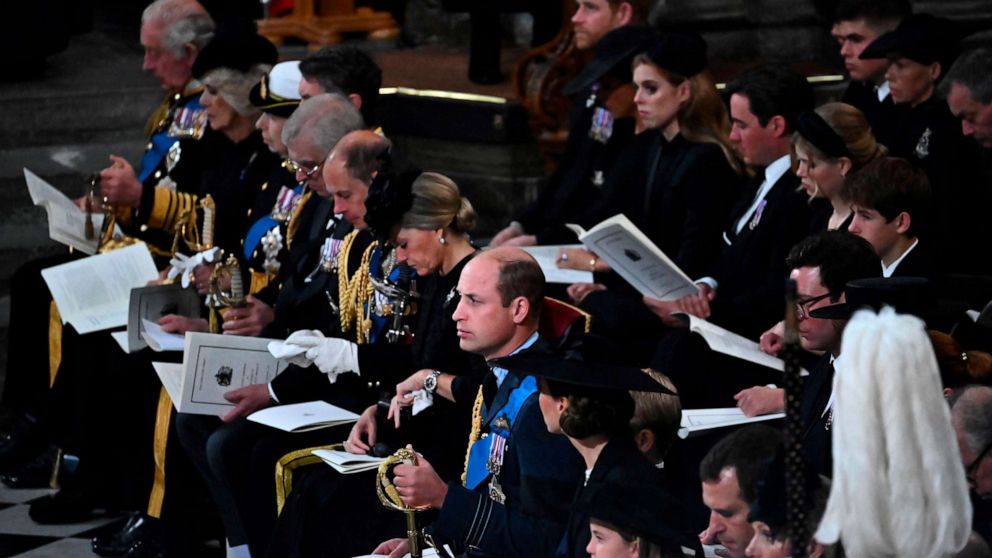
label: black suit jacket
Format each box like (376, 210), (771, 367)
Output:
(709, 170), (814, 340)
(889, 240), (936, 281)
(800, 355), (834, 478)
(594, 130), (742, 280)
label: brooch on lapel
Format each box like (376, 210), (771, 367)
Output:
(914, 127), (932, 159)
(748, 199), (768, 230)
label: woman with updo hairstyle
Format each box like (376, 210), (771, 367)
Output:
(792, 102), (887, 231)
(496, 336), (678, 558)
(270, 173), (485, 557)
(928, 330), (992, 397)
(394, 171), (477, 278)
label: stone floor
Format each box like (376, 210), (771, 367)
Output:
(0, 486), (125, 557)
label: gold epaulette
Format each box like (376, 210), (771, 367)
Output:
(114, 205), (134, 228)
(144, 93), (175, 138)
(147, 186), (198, 232)
(337, 231), (377, 344)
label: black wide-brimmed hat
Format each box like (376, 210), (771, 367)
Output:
(575, 482), (701, 555)
(493, 333), (677, 395)
(192, 20), (278, 79)
(249, 60), (302, 117)
(563, 25), (658, 96)
(808, 276), (932, 321)
(859, 13), (960, 67)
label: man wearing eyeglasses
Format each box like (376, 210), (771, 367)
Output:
(733, 231), (880, 478)
(951, 385), (992, 546)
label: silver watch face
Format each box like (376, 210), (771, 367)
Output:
(424, 371), (439, 392)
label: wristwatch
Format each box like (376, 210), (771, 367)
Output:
(423, 370), (442, 394)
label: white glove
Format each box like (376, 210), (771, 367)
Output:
(407, 389), (434, 416)
(267, 339), (312, 368)
(167, 246), (221, 289)
(284, 330), (360, 382)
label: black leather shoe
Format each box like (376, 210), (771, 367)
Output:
(0, 445), (56, 488)
(93, 512), (159, 557)
(28, 489), (95, 524)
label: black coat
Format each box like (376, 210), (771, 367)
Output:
(885, 96), (987, 274)
(601, 130), (742, 280)
(708, 170), (815, 340)
(800, 355), (834, 478)
(558, 436), (660, 558)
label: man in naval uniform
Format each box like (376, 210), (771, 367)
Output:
(371, 248), (584, 558)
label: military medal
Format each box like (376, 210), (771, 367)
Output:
(270, 186), (302, 223)
(585, 83), (600, 109)
(260, 228), (283, 274)
(488, 478), (506, 505)
(444, 286), (457, 307)
(319, 237), (343, 272)
(914, 127), (932, 159)
(157, 142), (182, 190)
(169, 106), (208, 140)
(588, 107), (615, 144)
(486, 430), (508, 504)
(487, 434), (506, 476)
(748, 199), (767, 230)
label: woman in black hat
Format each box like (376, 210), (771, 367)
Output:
(496, 339), (679, 558)
(579, 482), (698, 558)
(858, 13), (985, 275)
(792, 102), (887, 232)
(558, 31), (745, 363)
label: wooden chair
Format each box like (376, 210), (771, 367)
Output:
(512, 0), (586, 173)
(257, 0), (398, 49)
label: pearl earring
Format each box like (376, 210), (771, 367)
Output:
(439, 236), (447, 245)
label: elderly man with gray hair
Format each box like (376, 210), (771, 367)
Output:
(98, 0), (215, 212)
(953, 385), (992, 549)
(944, 48), (992, 150)
(175, 92), (365, 558)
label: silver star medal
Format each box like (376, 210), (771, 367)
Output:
(157, 142), (182, 190)
(914, 127), (932, 159)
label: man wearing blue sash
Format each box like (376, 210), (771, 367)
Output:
(372, 248), (583, 557)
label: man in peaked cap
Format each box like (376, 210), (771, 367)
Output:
(859, 13), (987, 275)
(830, 0), (911, 150)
